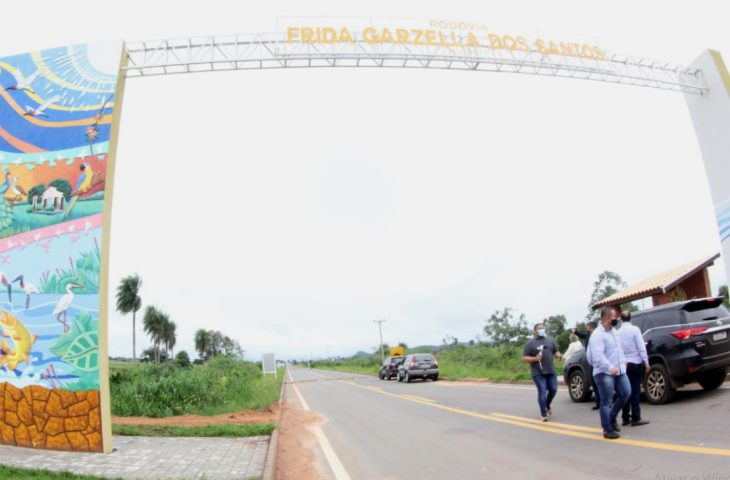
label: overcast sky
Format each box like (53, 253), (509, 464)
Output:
(2, 1), (729, 361)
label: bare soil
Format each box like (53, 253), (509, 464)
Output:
(111, 404), (279, 426)
(275, 397), (328, 480)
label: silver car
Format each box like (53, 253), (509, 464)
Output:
(397, 353), (439, 382)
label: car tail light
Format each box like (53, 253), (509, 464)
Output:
(670, 327), (708, 340)
(688, 365), (701, 373)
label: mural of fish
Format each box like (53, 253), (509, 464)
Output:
(0, 309), (37, 371)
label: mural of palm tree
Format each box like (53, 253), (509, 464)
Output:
(115, 274), (142, 362)
(143, 305), (166, 362)
(194, 329), (212, 362)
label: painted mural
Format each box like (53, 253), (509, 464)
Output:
(0, 41), (122, 452)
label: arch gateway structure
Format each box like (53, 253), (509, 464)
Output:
(0, 18), (728, 453)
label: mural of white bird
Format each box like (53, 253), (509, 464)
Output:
(53, 283), (82, 332)
(12, 275), (39, 309)
(9, 177), (27, 202)
(4, 68), (41, 93)
(24, 95), (60, 118)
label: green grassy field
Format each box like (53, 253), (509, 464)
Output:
(108, 360), (136, 371)
(112, 423), (276, 437)
(110, 357), (284, 417)
(312, 345), (565, 382)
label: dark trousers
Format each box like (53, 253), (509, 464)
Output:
(532, 373), (558, 417)
(622, 362), (644, 423)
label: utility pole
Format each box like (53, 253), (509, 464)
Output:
(373, 319), (386, 363)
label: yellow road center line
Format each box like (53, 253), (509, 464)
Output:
(401, 394), (436, 403)
(490, 413), (602, 433)
(340, 380), (730, 457)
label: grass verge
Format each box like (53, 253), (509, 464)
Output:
(112, 423), (275, 437)
(0, 465), (121, 480)
(111, 356), (284, 417)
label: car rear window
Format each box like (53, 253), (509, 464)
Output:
(646, 310), (683, 329)
(684, 305), (730, 324)
(414, 354), (434, 362)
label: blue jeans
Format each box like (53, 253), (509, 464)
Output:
(594, 372), (630, 433)
(532, 373), (558, 417)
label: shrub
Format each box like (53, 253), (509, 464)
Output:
(175, 350), (191, 367)
(110, 357), (279, 417)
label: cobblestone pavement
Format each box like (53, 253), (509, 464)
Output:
(0, 435), (270, 479)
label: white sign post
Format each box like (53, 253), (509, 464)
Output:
(262, 353), (277, 378)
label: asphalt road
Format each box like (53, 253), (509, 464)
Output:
(286, 366), (730, 480)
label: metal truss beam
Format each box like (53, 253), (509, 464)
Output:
(123, 34), (707, 95)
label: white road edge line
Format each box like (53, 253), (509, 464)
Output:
(288, 368), (353, 480)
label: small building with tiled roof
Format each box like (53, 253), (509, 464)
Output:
(592, 253), (720, 310)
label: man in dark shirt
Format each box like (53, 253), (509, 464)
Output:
(523, 323), (563, 421)
(574, 321), (600, 410)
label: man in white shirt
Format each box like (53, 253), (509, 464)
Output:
(618, 311), (650, 427)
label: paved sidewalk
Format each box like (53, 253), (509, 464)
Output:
(0, 435), (270, 479)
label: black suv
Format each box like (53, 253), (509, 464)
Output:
(564, 297), (730, 405)
(378, 356), (405, 380)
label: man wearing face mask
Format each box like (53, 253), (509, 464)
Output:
(522, 323), (563, 422)
(587, 307), (631, 439)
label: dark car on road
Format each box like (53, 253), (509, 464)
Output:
(397, 353), (439, 382)
(379, 356), (406, 380)
(564, 297), (730, 405)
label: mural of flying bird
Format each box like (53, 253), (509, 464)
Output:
(63, 162), (93, 219)
(4, 68), (41, 93)
(24, 95), (60, 118)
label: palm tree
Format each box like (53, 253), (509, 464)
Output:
(194, 329), (211, 361)
(161, 319), (177, 359)
(143, 306), (165, 362)
(115, 274), (142, 362)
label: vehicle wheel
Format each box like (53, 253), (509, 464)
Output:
(432, 375), (438, 381)
(698, 369), (727, 391)
(568, 369), (591, 403)
(379, 372), (384, 380)
(644, 364), (676, 405)
(405, 372), (411, 383)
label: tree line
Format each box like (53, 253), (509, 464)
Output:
(115, 273), (243, 364)
(469, 271), (638, 351)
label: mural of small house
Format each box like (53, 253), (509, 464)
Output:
(33, 186), (65, 212)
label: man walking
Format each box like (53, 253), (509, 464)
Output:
(587, 307), (630, 439)
(523, 323), (563, 422)
(618, 311), (650, 427)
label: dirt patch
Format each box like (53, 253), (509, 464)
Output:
(111, 404), (279, 426)
(275, 398), (328, 480)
